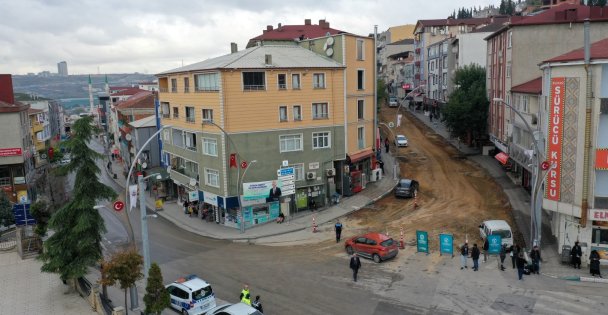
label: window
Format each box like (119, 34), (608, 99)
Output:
(202, 109), (213, 123)
(292, 163), (305, 181)
(312, 131), (331, 149)
(172, 107), (179, 119)
(185, 106), (195, 123)
(161, 102), (170, 118)
(278, 74), (287, 90)
(443, 56), (447, 68)
(506, 62), (511, 78)
(202, 138), (217, 156)
(357, 100), (364, 120)
(243, 72), (265, 90)
(313, 73), (325, 89)
(184, 77), (190, 93)
(279, 134), (303, 152)
(171, 79), (177, 92)
(508, 31), (512, 48)
(194, 73), (219, 91)
(592, 228), (608, 245)
(292, 74), (300, 89)
(279, 106), (288, 122)
(312, 103), (328, 119)
(163, 129), (170, 142)
(522, 95), (529, 112)
(172, 129), (183, 147)
(357, 126), (365, 149)
(442, 73), (447, 86)
(357, 70), (364, 90)
(293, 105), (302, 121)
(357, 39), (365, 60)
(183, 131), (197, 151)
(205, 168), (220, 187)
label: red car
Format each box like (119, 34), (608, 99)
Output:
(344, 232), (399, 263)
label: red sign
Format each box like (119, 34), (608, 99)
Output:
(402, 84), (411, 89)
(241, 161), (248, 169)
(546, 77), (564, 201)
(113, 201), (125, 212)
(0, 148), (22, 157)
(591, 209), (608, 221)
(596, 149), (608, 170)
(541, 161), (550, 171)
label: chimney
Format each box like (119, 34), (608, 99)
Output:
(265, 54), (272, 66)
(0, 74), (15, 105)
(278, 23), (282, 28)
(267, 25), (273, 31)
(230, 42), (238, 54)
(305, 19), (311, 25)
(319, 19), (326, 28)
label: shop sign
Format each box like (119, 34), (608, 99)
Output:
(188, 190), (199, 202)
(416, 230), (428, 253)
(590, 209), (608, 221)
(13, 177), (25, 184)
(439, 233), (453, 256)
(596, 149), (608, 170)
(0, 148), (22, 157)
(546, 77), (565, 201)
(203, 191), (218, 207)
(308, 162), (319, 170)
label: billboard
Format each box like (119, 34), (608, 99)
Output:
(439, 234), (453, 256)
(416, 230), (429, 253)
(242, 180), (283, 200)
(547, 77), (565, 201)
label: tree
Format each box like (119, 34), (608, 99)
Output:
(101, 249), (144, 314)
(39, 116), (117, 284)
(0, 190), (14, 227)
(30, 200), (52, 238)
(499, 0), (506, 14)
(441, 64), (488, 145)
(144, 263), (170, 315)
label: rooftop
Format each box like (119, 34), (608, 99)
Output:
(111, 87), (147, 96)
(543, 37), (608, 63)
(388, 38), (415, 45)
(27, 108), (44, 115)
(511, 3), (608, 26)
(248, 19), (344, 45)
(0, 100), (29, 113)
(115, 91), (155, 110)
(129, 115), (156, 128)
(511, 77), (542, 94)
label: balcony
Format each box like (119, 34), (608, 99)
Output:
(169, 169), (198, 188)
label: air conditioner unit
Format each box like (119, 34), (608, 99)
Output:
(326, 168), (336, 177)
(306, 172), (316, 180)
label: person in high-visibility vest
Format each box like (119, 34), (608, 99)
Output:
(239, 284), (251, 305)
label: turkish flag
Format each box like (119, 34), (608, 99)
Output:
(229, 153), (237, 168)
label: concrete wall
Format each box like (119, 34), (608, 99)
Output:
(0, 111), (26, 164)
(458, 32), (489, 68)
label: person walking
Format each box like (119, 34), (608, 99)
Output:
(377, 159), (385, 175)
(350, 253), (362, 282)
(239, 284), (251, 305)
(499, 244), (507, 271)
(460, 242), (469, 270)
(529, 245), (542, 275)
(384, 138), (390, 153)
(483, 238), (489, 263)
(571, 241), (582, 269)
(516, 252), (527, 280)
(510, 244), (520, 269)
(590, 250), (602, 278)
(334, 220), (343, 243)
(471, 243), (480, 271)
(252, 295), (264, 313)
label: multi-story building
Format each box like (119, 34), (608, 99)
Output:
(57, 61), (68, 76)
(113, 91), (155, 167)
(383, 39), (415, 97)
(486, 4), (608, 190)
(538, 36), (608, 262)
(157, 33), (375, 229)
(377, 25), (415, 85)
(0, 74), (35, 204)
(246, 19), (343, 48)
(27, 108), (50, 167)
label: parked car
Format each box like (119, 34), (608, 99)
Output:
(388, 96), (399, 107)
(394, 135), (409, 147)
(394, 178), (419, 198)
(206, 303), (263, 315)
(166, 275), (216, 315)
(344, 232), (399, 263)
(479, 220), (513, 246)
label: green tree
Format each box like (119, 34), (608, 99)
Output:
(441, 64), (488, 145)
(39, 116), (117, 284)
(144, 263), (170, 315)
(0, 190), (14, 227)
(101, 249), (144, 314)
(499, 0), (506, 14)
(377, 79), (387, 106)
(30, 200), (52, 237)
(586, 0), (607, 6)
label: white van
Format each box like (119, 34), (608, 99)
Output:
(479, 220), (513, 246)
(166, 275), (216, 315)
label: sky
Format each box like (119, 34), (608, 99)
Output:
(0, 0), (499, 75)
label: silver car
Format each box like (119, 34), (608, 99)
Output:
(206, 303), (263, 315)
(394, 135), (408, 147)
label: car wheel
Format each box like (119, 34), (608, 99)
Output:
(182, 309), (188, 315)
(346, 246), (354, 255)
(373, 254), (381, 263)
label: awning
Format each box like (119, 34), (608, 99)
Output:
(495, 152), (509, 165)
(349, 148), (374, 163)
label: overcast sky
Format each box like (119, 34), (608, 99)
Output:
(0, 0), (499, 75)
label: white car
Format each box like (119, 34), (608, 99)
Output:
(388, 96), (399, 107)
(166, 275), (216, 315)
(206, 303), (263, 315)
(394, 135), (409, 147)
(479, 220), (513, 247)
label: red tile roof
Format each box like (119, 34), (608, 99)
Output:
(511, 77), (542, 94)
(511, 3), (608, 26)
(112, 87), (147, 96)
(544, 37), (608, 63)
(27, 108), (44, 114)
(0, 100), (29, 113)
(416, 16), (510, 29)
(249, 20), (344, 43)
(115, 91), (155, 110)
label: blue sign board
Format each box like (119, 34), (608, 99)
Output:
(12, 203), (36, 226)
(416, 230), (429, 253)
(487, 235), (502, 255)
(439, 234), (454, 256)
(278, 167), (294, 177)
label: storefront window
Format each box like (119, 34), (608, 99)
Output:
(592, 228), (608, 245)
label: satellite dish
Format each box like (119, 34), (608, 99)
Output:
(326, 48), (334, 57)
(142, 162), (147, 169)
(189, 178), (197, 187)
(326, 37), (334, 46)
(323, 42), (328, 51)
(125, 134), (132, 141)
(325, 31), (331, 36)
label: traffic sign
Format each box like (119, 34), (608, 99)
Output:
(541, 161), (550, 170)
(277, 167), (294, 177)
(113, 201), (125, 212)
(278, 174), (294, 181)
(281, 179), (295, 186)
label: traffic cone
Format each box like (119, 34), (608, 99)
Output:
(399, 226), (405, 249)
(413, 191), (419, 209)
(312, 215), (317, 233)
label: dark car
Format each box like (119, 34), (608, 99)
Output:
(394, 178), (419, 198)
(345, 232), (399, 263)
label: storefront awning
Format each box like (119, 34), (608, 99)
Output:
(494, 152), (509, 165)
(349, 148), (374, 163)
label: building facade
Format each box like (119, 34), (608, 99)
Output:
(57, 61), (68, 76)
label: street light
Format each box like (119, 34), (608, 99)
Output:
(238, 160), (258, 232)
(139, 172), (161, 280)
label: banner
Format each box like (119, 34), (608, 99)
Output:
(596, 149), (608, 170)
(188, 190), (199, 202)
(129, 184), (138, 210)
(242, 180), (283, 200)
(547, 77), (565, 201)
(416, 230), (429, 253)
(439, 233), (453, 256)
(487, 235), (502, 255)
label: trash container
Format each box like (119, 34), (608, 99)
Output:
(561, 245), (572, 264)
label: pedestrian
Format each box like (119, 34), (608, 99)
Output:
(516, 252), (526, 280)
(483, 238), (489, 263)
(183, 200), (189, 214)
(107, 160), (111, 170)
(335, 220), (343, 243)
(499, 244), (507, 271)
(460, 242), (469, 270)
(384, 138), (390, 153)
(350, 253), (361, 282)
(529, 245), (541, 275)
(239, 284), (251, 305)
(571, 241), (582, 269)
(471, 243), (480, 271)
(252, 295), (264, 313)
(590, 250), (602, 278)
(377, 159), (385, 175)
(510, 244), (520, 269)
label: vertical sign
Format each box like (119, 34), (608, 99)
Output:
(487, 235), (502, 255)
(547, 77), (565, 201)
(439, 234), (454, 256)
(596, 149), (608, 170)
(416, 230), (429, 253)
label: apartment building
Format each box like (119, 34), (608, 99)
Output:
(27, 108), (50, 167)
(113, 91), (155, 167)
(246, 19), (343, 48)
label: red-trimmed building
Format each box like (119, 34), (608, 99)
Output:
(247, 19), (344, 48)
(114, 91), (156, 168)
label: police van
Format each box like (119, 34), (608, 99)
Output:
(166, 275), (216, 315)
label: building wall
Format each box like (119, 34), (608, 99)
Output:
(0, 112), (27, 165)
(457, 32), (489, 68)
(388, 25), (416, 42)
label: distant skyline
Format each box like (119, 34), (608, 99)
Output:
(0, 0), (499, 75)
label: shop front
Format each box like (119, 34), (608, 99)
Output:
(343, 148), (375, 196)
(295, 185), (325, 212)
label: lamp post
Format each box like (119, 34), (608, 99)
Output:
(139, 172), (161, 280)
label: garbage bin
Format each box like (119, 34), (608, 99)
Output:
(561, 245), (572, 264)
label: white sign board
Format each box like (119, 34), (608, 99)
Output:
(590, 209), (608, 221)
(309, 162), (320, 170)
(203, 191), (218, 207)
(188, 190), (199, 202)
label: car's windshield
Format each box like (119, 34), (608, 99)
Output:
(397, 136), (406, 141)
(192, 286), (213, 300)
(398, 180), (411, 188)
(380, 238), (396, 247)
(493, 230), (512, 239)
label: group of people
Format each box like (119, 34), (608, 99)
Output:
(182, 200), (213, 221)
(571, 241), (602, 278)
(239, 284), (264, 312)
(460, 241), (542, 281)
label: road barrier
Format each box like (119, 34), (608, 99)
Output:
(399, 226), (405, 249)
